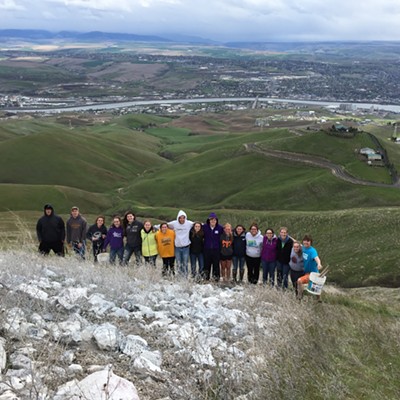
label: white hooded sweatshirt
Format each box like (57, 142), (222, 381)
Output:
(167, 210), (193, 247)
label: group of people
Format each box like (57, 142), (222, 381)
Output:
(36, 205), (322, 296)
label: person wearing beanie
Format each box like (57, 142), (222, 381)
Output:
(36, 204), (65, 256)
(202, 212), (224, 281)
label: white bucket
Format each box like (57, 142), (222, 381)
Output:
(97, 253), (109, 264)
(306, 272), (326, 295)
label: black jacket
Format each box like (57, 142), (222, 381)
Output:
(36, 207), (65, 243)
(124, 220), (144, 249)
(86, 224), (108, 246)
(277, 237), (294, 264)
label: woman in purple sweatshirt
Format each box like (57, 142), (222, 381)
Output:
(103, 216), (124, 265)
(261, 228), (278, 286)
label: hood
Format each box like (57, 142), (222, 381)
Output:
(206, 212), (219, 225)
(177, 210), (187, 221)
(234, 227), (246, 238)
(43, 204), (54, 216)
(279, 235), (290, 243)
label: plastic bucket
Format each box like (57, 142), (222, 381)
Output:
(97, 253), (109, 264)
(306, 272), (326, 295)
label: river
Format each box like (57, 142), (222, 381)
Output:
(5, 97), (400, 114)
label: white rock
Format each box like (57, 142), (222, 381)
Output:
(88, 293), (116, 315)
(54, 368), (140, 400)
(93, 323), (119, 351)
(15, 283), (48, 301)
(67, 364), (83, 375)
(0, 390), (20, 399)
(133, 350), (162, 373)
(56, 287), (88, 310)
(120, 335), (148, 357)
(0, 337), (6, 373)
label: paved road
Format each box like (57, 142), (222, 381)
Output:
(245, 143), (400, 189)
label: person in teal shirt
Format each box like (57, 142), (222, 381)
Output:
(297, 235), (322, 300)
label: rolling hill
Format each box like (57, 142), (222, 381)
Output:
(1, 110), (400, 287)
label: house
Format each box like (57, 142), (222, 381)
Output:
(359, 147), (376, 156)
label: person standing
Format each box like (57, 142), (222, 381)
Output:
(141, 220), (158, 267)
(103, 216), (124, 265)
(66, 206), (87, 260)
(155, 222), (176, 276)
(232, 225), (246, 283)
(289, 241), (304, 296)
(245, 223), (263, 284)
(36, 204), (65, 256)
(297, 235), (322, 300)
(220, 223), (234, 282)
(123, 211), (144, 266)
(261, 228), (278, 286)
(189, 222), (205, 279)
(276, 227), (294, 289)
(203, 212), (224, 281)
(86, 216), (107, 263)
(167, 210), (193, 277)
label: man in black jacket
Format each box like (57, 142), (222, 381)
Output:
(36, 204), (65, 256)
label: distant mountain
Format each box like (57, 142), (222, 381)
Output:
(159, 33), (218, 45)
(0, 29), (171, 43)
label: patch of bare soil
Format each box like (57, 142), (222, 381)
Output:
(89, 62), (169, 82)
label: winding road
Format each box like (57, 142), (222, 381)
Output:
(244, 143), (400, 189)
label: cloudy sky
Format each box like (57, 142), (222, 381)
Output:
(1, 0), (400, 42)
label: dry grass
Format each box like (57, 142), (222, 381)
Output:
(0, 250), (399, 399)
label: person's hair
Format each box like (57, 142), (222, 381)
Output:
(224, 223), (232, 229)
(302, 234), (313, 244)
(143, 219), (154, 232)
(112, 216), (122, 227)
(265, 227), (274, 234)
(293, 241), (303, 254)
(279, 226), (288, 233)
(123, 210), (135, 229)
(191, 222), (204, 238)
(249, 222), (259, 231)
(95, 215), (105, 224)
(234, 224), (245, 232)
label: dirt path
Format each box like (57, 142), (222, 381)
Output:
(245, 143), (400, 188)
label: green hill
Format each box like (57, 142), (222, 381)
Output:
(0, 115), (168, 192)
(1, 111), (400, 287)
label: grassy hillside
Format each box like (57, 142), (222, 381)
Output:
(0, 115), (168, 191)
(1, 111), (400, 287)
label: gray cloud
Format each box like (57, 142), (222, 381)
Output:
(0, 0), (399, 41)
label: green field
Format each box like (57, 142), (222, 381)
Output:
(1, 111), (400, 288)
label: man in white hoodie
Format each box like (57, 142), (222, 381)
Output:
(167, 210), (193, 277)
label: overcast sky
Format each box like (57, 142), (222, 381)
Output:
(1, 0), (400, 42)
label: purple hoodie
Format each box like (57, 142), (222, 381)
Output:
(203, 213), (224, 250)
(261, 235), (278, 262)
(103, 226), (124, 250)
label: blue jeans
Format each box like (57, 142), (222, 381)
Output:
(232, 256), (245, 281)
(276, 261), (290, 289)
(72, 241), (86, 260)
(262, 260), (277, 286)
(109, 247), (123, 265)
(123, 245), (142, 266)
(190, 252), (204, 278)
(175, 246), (190, 277)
